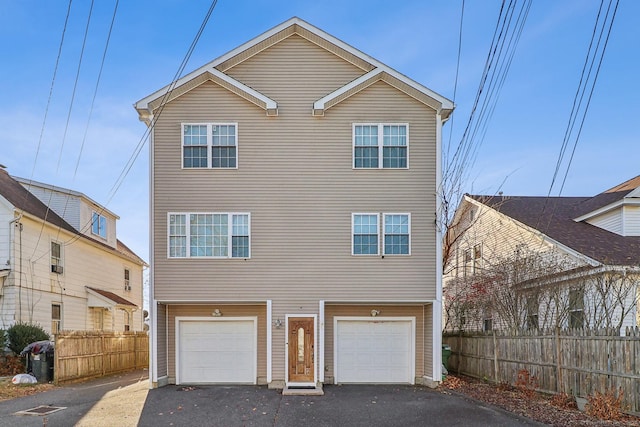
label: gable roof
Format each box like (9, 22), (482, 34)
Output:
(0, 168), (77, 235)
(0, 168), (146, 266)
(468, 194), (640, 266)
(135, 17), (454, 122)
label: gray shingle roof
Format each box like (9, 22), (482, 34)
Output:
(469, 192), (640, 266)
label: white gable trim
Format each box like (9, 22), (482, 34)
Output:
(573, 199), (640, 223)
(136, 67), (277, 118)
(135, 17), (452, 120)
(467, 196), (601, 267)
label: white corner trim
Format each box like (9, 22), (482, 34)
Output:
(267, 300), (272, 384)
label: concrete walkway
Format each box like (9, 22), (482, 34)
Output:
(0, 370), (148, 427)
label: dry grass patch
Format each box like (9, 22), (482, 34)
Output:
(0, 377), (56, 402)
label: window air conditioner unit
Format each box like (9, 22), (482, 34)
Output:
(51, 264), (64, 274)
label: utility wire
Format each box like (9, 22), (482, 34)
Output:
(63, 0), (219, 247)
(537, 0), (619, 233)
(21, 0), (73, 200)
(558, 0), (618, 195)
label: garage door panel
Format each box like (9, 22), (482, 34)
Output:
(178, 319), (256, 384)
(335, 319), (413, 384)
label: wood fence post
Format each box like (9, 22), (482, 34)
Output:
(555, 327), (562, 393)
(493, 330), (499, 383)
(101, 334), (106, 377)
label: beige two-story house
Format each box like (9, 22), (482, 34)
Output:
(0, 168), (146, 336)
(136, 17), (454, 390)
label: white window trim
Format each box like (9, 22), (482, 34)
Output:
(181, 122), (239, 169)
(167, 212), (251, 259)
(352, 123), (409, 169)
(50, 240), (64, 274)
(382, 213), (411, 256)
(91, 211), (107, 239)
(124, 268), (131, 291)
(52, 303), (62, 334)
(351, 213), (380, 256)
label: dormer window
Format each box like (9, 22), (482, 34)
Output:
(92, 212), (107, 239)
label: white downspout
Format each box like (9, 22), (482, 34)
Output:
(433, 113), (444, 383)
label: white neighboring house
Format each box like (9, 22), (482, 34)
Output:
(443, 176), (640, 335)
(0, 167), (147, 336)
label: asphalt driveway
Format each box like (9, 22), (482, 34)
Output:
(138, 383), (544, 427)
(0, 371), (544, 426)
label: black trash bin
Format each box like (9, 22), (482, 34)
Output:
(21, 340), (55, 383)
(442, 344), (452, 370)
(28, 351), (54, 382)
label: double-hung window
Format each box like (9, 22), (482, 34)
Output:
(182, 123), (237, 168)
(353, 124), (408, 169)
(352, 214), (379, 255)
(352, 213), (411, 255)
(168, 212), (250, 258)
(92, 212), (107, 238)
(383, 213), (410, 255)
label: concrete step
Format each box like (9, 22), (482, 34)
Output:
(282, 384), (324, 396)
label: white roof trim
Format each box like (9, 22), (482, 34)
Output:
(135, 17), (452, 118)
(136, 67), (277, 116)
(573, 198), (640, 223)
(313, 68), (383, 114)
(13, 176), (119, 220)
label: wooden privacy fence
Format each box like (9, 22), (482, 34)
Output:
(53, 331), (148, 384)
(443, 328), (640, 414)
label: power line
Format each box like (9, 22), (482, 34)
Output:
(63, 0), (219, 247)
(535, 0), (618, 237)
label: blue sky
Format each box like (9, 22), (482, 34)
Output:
(1, 0), (638, 266)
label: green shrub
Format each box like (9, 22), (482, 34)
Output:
(7, 322), (49, 356)
(0, 329), (6, 352)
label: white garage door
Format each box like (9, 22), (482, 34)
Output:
(177, 318), (256, 384)
(335, 318), (414, 384)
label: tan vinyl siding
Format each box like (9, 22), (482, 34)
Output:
(323, 305), (425, 382)
(153, 83), (437, 302)
(156, 303), (168, 378)
(151, 31), (441, 384)
(224, 34), (366, 117)
(166, 305), (267, 384)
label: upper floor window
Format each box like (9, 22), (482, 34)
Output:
(92, 212), (107, 239)
(352, 214), (379, 255)
(51, 241), (63, 274)
(124, 268), (131, 291)
(168, 212), (250, 259)
(352, 213), (411, 256)
(353, 124), (408, 169)
(182, 123), (237, 169)
(383, 214), (410, 255)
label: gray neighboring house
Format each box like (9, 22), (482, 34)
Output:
(135, 17), (454, 390)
